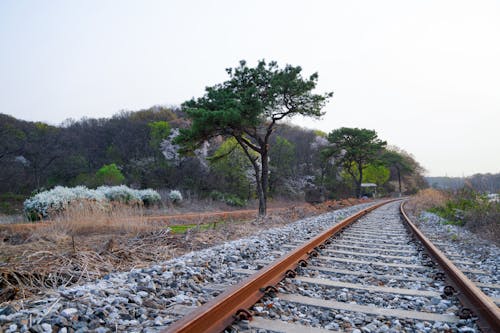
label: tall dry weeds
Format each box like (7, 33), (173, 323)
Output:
(35, 201), (158, 241)
(0, 201), (175, 301)
(405, 188), (450, 216)
(406, 189), (499, 245)
(0, 198), (372, 302)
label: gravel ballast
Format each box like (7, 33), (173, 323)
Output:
(1, 201), (496, 333)
(415, 211), (500, 299)
(238, 202), (480, 333)
(0, 203), (375, 332)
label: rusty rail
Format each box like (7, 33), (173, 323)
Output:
(163, 199), (397, 333)
(400, 201), (500, 333)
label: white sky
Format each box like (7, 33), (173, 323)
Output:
(1, 0), (499, 176)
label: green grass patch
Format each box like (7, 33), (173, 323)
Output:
(170, 224), (206, 233)
(169, 220), (226, 233)
(168, 217), (250, 234)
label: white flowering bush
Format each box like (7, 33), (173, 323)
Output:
(138, 189), (162, 206)
(168, 190), (183, 203)
(24, 185), (161, 220)
(24, 186), (78, 219)
(96, 185), (141, 204)
(72, 185), (106, 201)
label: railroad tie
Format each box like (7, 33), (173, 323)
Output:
(246, 317), (338, 333)
(278, 293), (461, 323)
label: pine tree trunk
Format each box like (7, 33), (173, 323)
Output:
(259, 151), (269, 216)
(257, 187), (266, 216)
(356, 166), (363, 198)
(253, 164), (266, 217)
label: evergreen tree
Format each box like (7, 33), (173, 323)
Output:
(175, 60), (332, 216)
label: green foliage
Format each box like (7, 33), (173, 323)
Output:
(175, 59), (332, 215)
(363, 164), (390, 185)
(176, 60), (332, 153)
(381, 148), (425, 194)
(209, 138), (253, 199)
(0, 109), (190, 196)
(1, 103), (431, 209)
(429, 189), (490, 226)
(224, 195), (246, 207)
(209, 191), (247, 207)
(169, 224), (205, 234)
(269, 136), (295, 195)
(71, 173), (95, 187)
(340, 163), (390, 186)
(313, 130), (327, 138)
(176, 61), (331, 152)
(34, 122), (50, 132)
(382, 150), (412, 173)
(95, 163), (125, 186)
(169, 221), (225, 233)
(270, 136), (295, 169)
(324, 127), (386, 198)
(148, 121), (171, 150)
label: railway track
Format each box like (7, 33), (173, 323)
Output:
(165, 200), (500, 333)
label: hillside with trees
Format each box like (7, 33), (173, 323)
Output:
(0, 61), (427, 216)
(1, 107), (425, 215)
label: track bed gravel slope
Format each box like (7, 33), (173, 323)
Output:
(0, 203), (375, 332)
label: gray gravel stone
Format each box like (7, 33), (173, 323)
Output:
(1, 201), (488, 333)
(0, 203), (375, 332)
(239, 202), (480, 332)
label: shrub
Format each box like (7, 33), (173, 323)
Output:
(463, 200), (500, 244)
(223, 194), (246, 207)
(96, 185), (141, 204)
(23, 185), (161, 220)
(209, 190), (225, 201)
(422, 189), (500, 244)
(24, 186), (96, 219)
(169, 190), (183, 203)
(139, 189), (162, 206)
(428, 189), (481, 226)
(95, 163), (125, 186)
(208, 191), (246, 207)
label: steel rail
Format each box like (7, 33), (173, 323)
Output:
(400, 201), (500, 333)
(163, 199), (398, 333)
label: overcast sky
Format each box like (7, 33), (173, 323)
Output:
(1, 0), (499, 177)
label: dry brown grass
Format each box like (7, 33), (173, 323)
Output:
(0, 198), (372, 303)
(47, 201), (155, 238)
(405, 188), (450, 216)
(0, 202), (176, 302)
(405, 189), (500, 245)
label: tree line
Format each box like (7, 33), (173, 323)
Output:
(175, 60), (425, 215)
(427, 174), (500, 193)
(1, 60), (426, 216)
